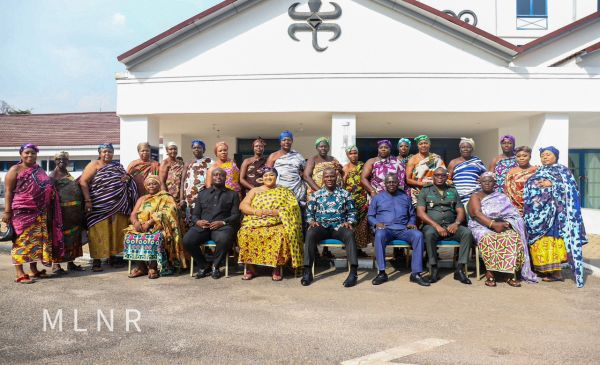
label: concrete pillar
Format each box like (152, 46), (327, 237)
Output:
(331, 114), (356, 165)
(529, 113), (569, 166)
(119, 116), (159, 168)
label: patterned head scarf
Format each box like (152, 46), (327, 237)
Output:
(377, 140), (392, 148)
(19, 143), (39, 154)
(253, 137), (266, 147)
(279, 130), (294, 141)
(98, 143), (114, 153)
(262, 167), (278, 176)
(54, 151), (69, 160)
(500, 135), (516, 146)
(414, 135), (430, 144)
(166, 141), (178, 149)
(315, 137), (330, 147)
(539, 146), (559, 160)
(479, 171), (497, 182)
(345, 144), (358, 153)
(214, 141), (229, 155)
(144, 174), (161, 186)
(397, 138), (411, 148)
(191, 140), (205, 150)
(459, 137), (475, 149)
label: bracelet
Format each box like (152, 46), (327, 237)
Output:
(488, 219), (495, 229)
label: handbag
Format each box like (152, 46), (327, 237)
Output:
(0, 221), (15, 242)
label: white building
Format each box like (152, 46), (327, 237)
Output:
(116, 0), (600, 217)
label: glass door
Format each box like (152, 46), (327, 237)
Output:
(569, 149), (600, 209)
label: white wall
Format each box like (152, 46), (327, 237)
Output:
(582, 208), (600, 234)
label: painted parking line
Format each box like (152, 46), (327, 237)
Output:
(341, 338), (453, 365)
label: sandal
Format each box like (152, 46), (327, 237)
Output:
(67, 263), (85, 271)
(485, 275), (496, 287)
(507, 278), (521, 287)
(242, 270), (256, 281)
(30, 269), (48, 279)
(542, 275), (564, 282)
(148, 269), (159, 279)
(272, 267), (283, 282)
(15, 274), (34, 284)
(128, 268), (147, 278)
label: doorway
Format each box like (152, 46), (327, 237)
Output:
(569, 149), (600, 209)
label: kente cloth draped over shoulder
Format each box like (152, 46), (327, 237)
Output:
(128, 160), (159, 196)
(166, 159), (185, 202)
(274, 150), (307, 203)
(245, 156), (268, 189)
(237, 187), (303, 268)
(124, 191), (184, 268)
(504, 166), (537, 215)
(220, 160), (241, 192)
(468, 192), (537, 282)
(452, 157), (486, 204)
(309, 160), (342, 195)
(524, 163), (588, 287)
(11, 164), (64, 265)
(183, 157), (213, 207)
(53, 174), (84, 262)
(344, 162), (371, 248)
(371, 157), (406, 194)
(410, 153), (445, 204)
(494, 157), (518, 193)
(87, 161), (138, 228)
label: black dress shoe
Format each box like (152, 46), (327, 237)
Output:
(343, 273), (358, 288)
(454, 269), (472, 285)
(300, 271), (313, 286)
(372, 272), (389, 285)
(410, 273), (431, 286)
(211, 266), (221, 279)
(429, 267), (440, 283)
(195, 267), (211, 279)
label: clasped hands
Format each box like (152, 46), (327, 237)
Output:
(375, 223), (417, 230)
(308, 221), (354, 230)
(195, 220), (226, 230)
(253, 209), (279, 217)
(133, 220), (154, 232)
(434, 222), (460, 237)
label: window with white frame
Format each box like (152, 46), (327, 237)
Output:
(516, 0), (548, 30)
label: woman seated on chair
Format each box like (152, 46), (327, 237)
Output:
(468, 172), (538, 287)
(237, 168), (303, 281)
(124, 175), (183, 279)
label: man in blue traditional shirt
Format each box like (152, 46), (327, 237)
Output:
(368, 173), (430, 286)
(301, 168), (359, 288)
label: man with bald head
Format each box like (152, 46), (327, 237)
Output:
(183, 168), (240, 279)
(416, 167), (472, 285)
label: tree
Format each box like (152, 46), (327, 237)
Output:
(0, 100), (31, 115)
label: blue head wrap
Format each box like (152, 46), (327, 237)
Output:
(397, 138), (411, 148)
(279, 130), (294, 141)
(191, 140), (205, 150)
(98, 143), (114, 153)
(539, 146), (559, 160)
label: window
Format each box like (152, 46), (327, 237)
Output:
(517, 0), (547, 17)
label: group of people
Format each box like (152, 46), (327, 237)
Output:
(1, 132), (588, 288)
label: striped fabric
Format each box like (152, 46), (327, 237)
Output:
(453, 157), (487, 204)
(87, 162), (138, 229)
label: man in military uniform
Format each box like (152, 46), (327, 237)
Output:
(416, 167), (472, 284)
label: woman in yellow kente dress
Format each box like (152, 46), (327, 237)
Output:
(237, 168), (302, 281)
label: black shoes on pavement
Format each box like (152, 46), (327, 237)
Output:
(429, 266), (440, 283)
(301, 270), (313, 286)
(372, 272), (389, 285)
(195, 266), (221, 279)
(410, 273), (431, 286)
(454, 269), (472, 285)
(343, 273), (358, 288)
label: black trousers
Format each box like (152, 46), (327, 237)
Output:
(182, 226), (236, 269)
(303, 226), (358, 267)
(422, 224), (472, 267)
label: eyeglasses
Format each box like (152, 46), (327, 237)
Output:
(433, 173), (448, 177)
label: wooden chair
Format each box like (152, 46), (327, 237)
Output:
(189, 240), (232, 278)
(312, 239), (350, 277)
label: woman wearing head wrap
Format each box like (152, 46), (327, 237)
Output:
(237, 168), (303, 281)
(127, 142), (159, 197)
(266, 130), (307, 205)
(504, 146), (537, 215)
(180, 139), (213, 226)
(468, 172), (538, 287)
(123, 174), (183, 279)
(397, 138), (413, 165)
(361, 140), (407, 200)
(2, 144), (65, 283)
(343, 145), (372, 252)
(304, 136), (343, 198)
(489, 135), (518, 193)
(524, 146), (588, 287)
(49, 151), (84, 274)
(80, 143), (138, 272)
(206, 141), (241, 193)
(447, 138), (487, 205)
(159, 142), (185, 203)
(240, 138), (268, 194)
(406, 135), (446, 205)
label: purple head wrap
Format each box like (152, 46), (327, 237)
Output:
(377, 139), (392, 148)
(500, 135), (516, 146)
(19, 143), (39, 154)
